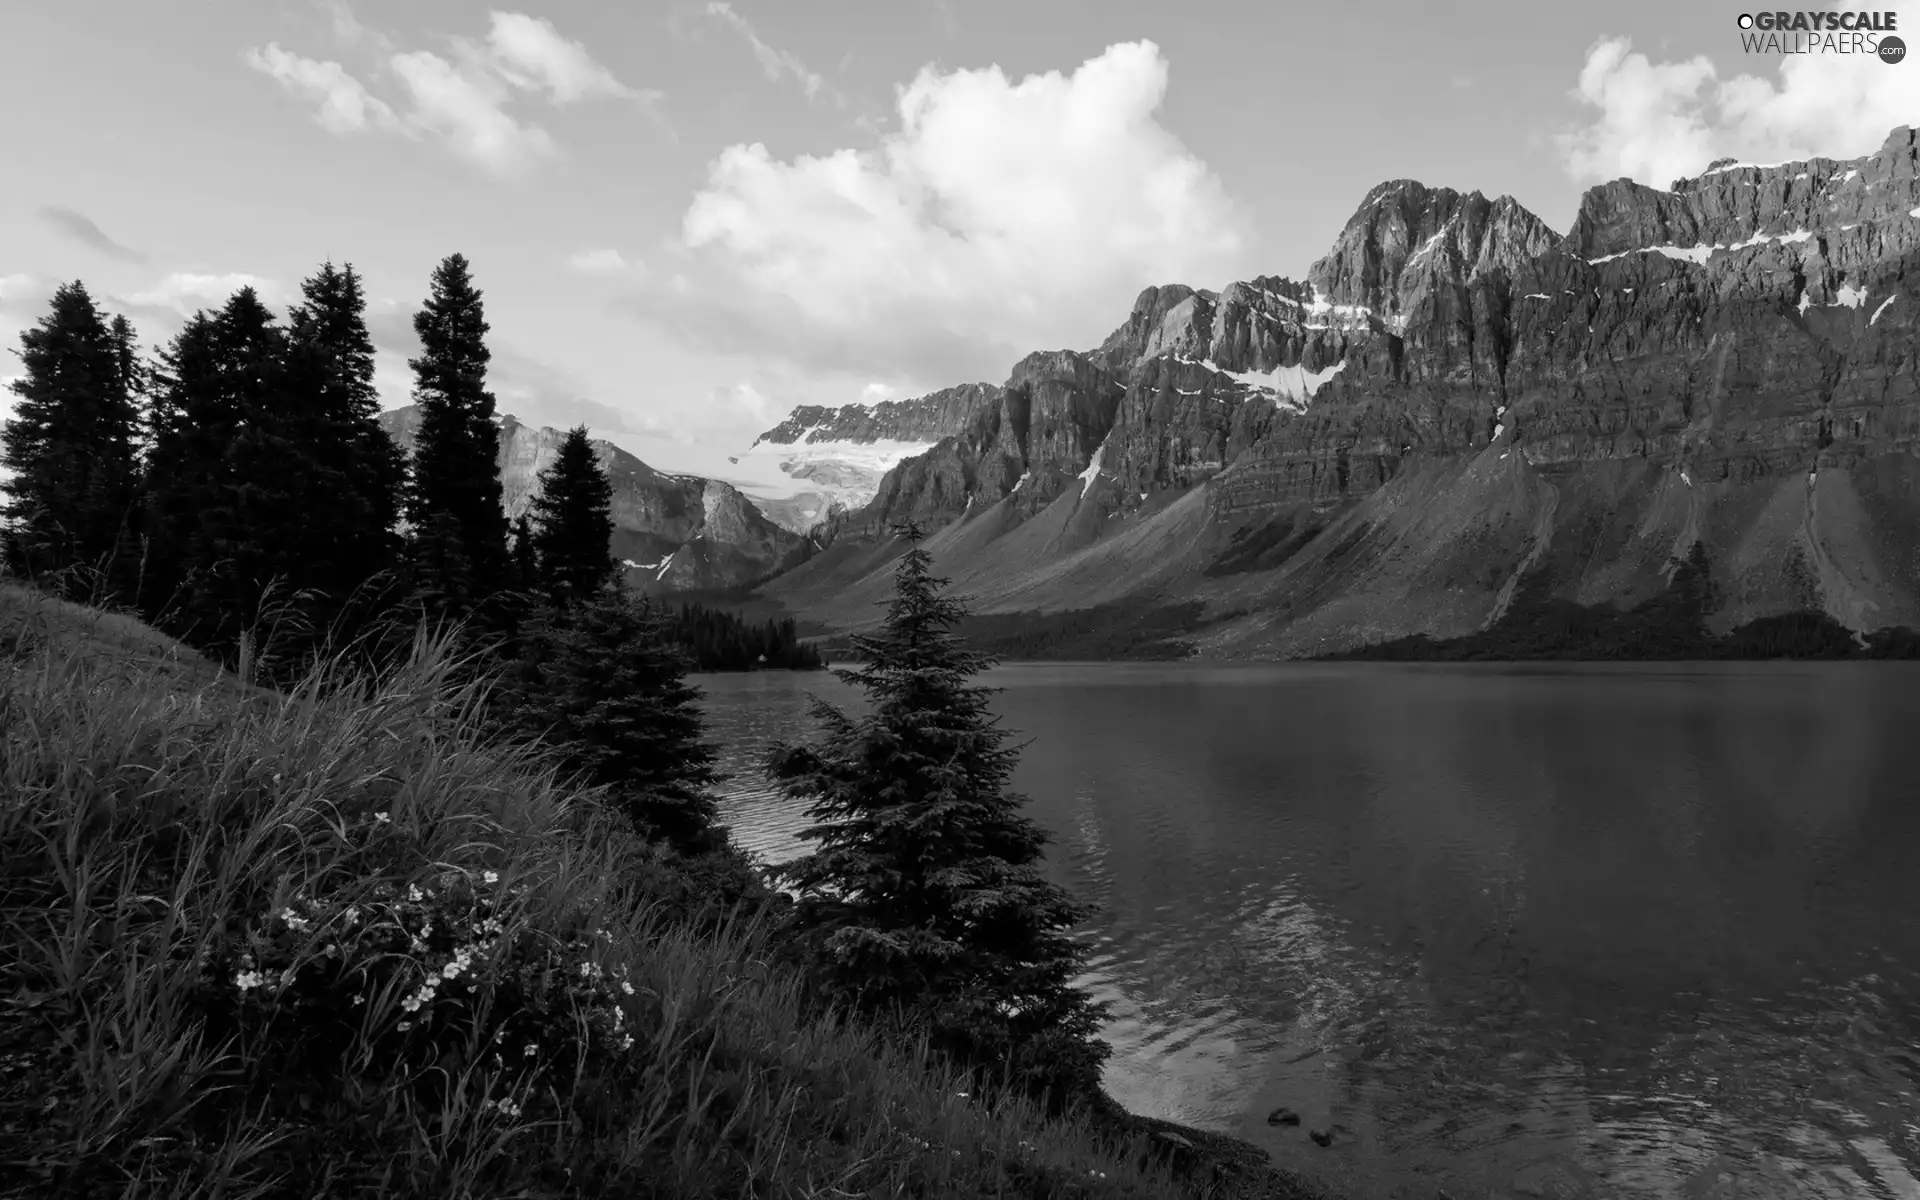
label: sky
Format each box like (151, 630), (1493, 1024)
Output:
(3, 0), (1916, 482)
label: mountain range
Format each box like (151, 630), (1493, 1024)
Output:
(741, 125), (1920, 657)
(377, 407), (812, 594)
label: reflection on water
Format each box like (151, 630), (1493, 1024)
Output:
(697, 662), (1920, 1199)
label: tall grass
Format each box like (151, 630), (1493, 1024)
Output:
(0, 583), (1261, 1199)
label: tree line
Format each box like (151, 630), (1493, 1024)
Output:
(671, 602), (825, 671)
(2, 261), (1113, 1116)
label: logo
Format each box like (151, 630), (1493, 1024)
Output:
(1736, 11), (1903, 57)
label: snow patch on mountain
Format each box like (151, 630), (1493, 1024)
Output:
(1586, 228), (1815, 267)
(1079, 444), (1107, 499)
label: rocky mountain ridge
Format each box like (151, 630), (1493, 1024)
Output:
(761, 125), (1920, 657)
(378, 407), (811, 594)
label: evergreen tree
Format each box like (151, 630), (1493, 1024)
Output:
(404, 254), (511, 622)
(503, 589), (722, 853)
(765, 524), (1109, 1108)
(283, 260), (407, 630)
(510, 514), (537, 592)
(527, 425), (617, 606)
(1, 281), (143, 600)
(141, 288), (305, 655)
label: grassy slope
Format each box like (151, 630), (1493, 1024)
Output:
(0, 583), (1334, 1200)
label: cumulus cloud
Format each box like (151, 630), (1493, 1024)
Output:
(244, 10), (661, 178)
(243, 43), (402, 134)
(703, 2), (840, 106)
(38, 207), (148, 265)
(1558, 32), (1920, 186)
(567, 247), (641, 274)
(625, 40), (1248, 386)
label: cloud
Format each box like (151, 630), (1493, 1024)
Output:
(707, 380), (783, 428)
(122, 272), (287, 317)
(624, 40), (1248, 386)
(703, 2), (841, 106)
(244, 10), (663, 177)
(389, 48), (557, 176)
(243, 43), (402, 134)
(38, 207), (148, 265)
(1558, 33), (1920, 186)
(486, 12), (660, 109)
(858, 382), (896, 405)
(326, 2), (394, 53)
(567, 247), (642, 274)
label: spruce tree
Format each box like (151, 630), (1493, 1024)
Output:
(404, 253), (511, 622)
(142, 287), (305, 657)
(284, 260), (407, 630)
(504, 589), (722, 853)
(1, 281), (143, 600)
(510, 514), (537, 592)
(527, 425), (617, 606)
(765, 524), (1109, 1108)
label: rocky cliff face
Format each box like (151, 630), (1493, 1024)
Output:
(379, 407), (812, 594)
(761, 125), (1920, 657)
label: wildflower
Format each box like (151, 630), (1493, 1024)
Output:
(407, 884), (423, 902)
(620, 980), (634, 996)
(618, 1034), (634, 1051)
(523, 1042), (537, 1057)
(343, 906), (361, 926)
(234, 970), (267, 991)
(955, 1091), (968, 1099)
(482, 870), (499, 885)
(279, 908), (310, 933)
(397, 1020), (412, 1031)
(374, 812), (391, 824)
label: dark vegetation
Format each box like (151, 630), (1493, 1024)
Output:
(670, 601), (826, 671)
(1329, 543), (1920, 661)
(0, 265), (1328, 1198)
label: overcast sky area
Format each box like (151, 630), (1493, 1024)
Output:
(3, 1), (1916, 477)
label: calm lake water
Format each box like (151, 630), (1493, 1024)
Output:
(695, 662), (1920, 1200)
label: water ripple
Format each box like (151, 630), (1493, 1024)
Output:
(698, 663), (1920, 1199)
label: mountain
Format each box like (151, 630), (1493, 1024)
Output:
(758, 126), (1920, 658)
(729, 385), (997, 532)
(378, 407), (812, 593)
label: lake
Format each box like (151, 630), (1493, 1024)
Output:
(695, 662), (1920, 1200)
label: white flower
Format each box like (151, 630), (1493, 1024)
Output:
(620, 981), (634, 996)
(406, 884), (423, 902)
(234, 970), (266, 991)
(374, 812), (390, 824)
(482, 870), (499, 885)
(343, 906), (361, 925)
(523, 1042), (537, 1057)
